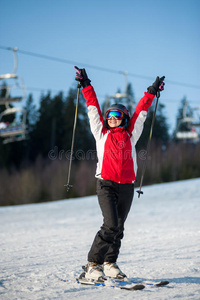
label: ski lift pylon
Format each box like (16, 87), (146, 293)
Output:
(103, 71), (135, 115)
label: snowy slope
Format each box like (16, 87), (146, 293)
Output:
(0, 178), (200, 300)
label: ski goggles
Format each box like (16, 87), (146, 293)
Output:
(106, 110), (124, 120)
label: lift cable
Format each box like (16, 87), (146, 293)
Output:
(1, 45), (200, 90)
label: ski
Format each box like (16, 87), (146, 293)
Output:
(77, 277), (145, 290)
(114, 278), (169, 287)
(146, 280), (169, 287)
(59, 277), (145, 291)
(79, 265), (169, 287)
(59, 274), (169, 291)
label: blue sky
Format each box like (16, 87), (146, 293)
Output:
(1, 0), (200, 133)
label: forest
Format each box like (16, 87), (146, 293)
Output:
(0, 82), (199, 206)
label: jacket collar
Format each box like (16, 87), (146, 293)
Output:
(109, 126), (125, 133)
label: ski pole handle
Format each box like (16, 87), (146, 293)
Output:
(74, 66), (83, 80)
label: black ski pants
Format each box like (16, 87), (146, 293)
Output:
(88, 179), (134, 264)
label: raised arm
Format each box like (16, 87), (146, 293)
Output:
(127, 76), (165, 145)
(74, 67), (106, 140)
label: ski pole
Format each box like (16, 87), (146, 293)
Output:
(64, 82), (81, 192)
(136, 91), (160, 198)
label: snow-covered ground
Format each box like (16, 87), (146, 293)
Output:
(0, 178), (200, 300)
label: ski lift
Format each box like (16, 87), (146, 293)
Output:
(0, 48), (26, 104)
(103, 72), (135, 115)
(175, 101), (200, 142)
(0, 107), (27, 144)
(176, 126), (198, 140)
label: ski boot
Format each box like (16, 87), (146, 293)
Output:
(84, 262), (105, 281)
(103, 262), (127, 279)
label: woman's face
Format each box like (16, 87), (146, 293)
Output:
(107, 116), (122, 128)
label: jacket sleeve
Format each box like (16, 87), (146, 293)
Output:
(127, 92), (155, 146)
(81, 85), (106, 141)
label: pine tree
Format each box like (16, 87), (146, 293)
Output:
(125, 82), (135, 116)
(137, 102), (169, 150)
(62, 86), (95, 157)
(30, 91), (66, 159)
(23, 94), (38, 131)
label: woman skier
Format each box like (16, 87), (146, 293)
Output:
(74, 66), (165, 281)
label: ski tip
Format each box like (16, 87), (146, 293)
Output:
(130, 284), (145, 290)
(155, 280), (169, 287)
(120, 284), (145, 291)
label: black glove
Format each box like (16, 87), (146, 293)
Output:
(147, 76), (165, 95)
(74, 66), (91, 88)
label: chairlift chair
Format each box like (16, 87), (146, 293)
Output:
(175, 101), (200, 142)
(0, 107), (27, 144)
(0, 48), (26, 105)
(175, 116), (199, 141)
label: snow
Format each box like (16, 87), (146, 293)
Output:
(0, 178), (200, 300)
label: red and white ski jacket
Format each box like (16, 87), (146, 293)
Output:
(82, 85), (155, 184)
